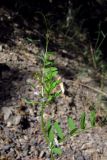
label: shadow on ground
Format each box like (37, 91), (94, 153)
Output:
(0, 64), (33, 108)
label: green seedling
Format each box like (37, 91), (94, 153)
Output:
(31, 46), (96, 160)
(91, 24), (106, 70)
(80, 112), (86, 129)
(28, 39), (96, 160)
(25, 15), (96, 160)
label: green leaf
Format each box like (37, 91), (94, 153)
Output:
(49, 81), (57, 90)
(52, 147), (62, 155)
(54, 121), (64, 140)
(44, 68), (58, 78)
(90, 111), (96, 127)
(26, 37), (33, 42)
(80, 112), (86, 129)
(51, 71), (58, 77)
(45, 61), (53, 66)
(24, 99), (35, 105)
(50, 67), (57, 72)
(50, 80), (61, 91)
(55, 79), (61, 85)
(48, 95), (53, 102)
(49, 128), (54, 143)
(44, 85), (51, 94)
(44, 68), (50, 74)
(45, 120), (51, 132)
(101, 31), (105, 38)
(67, 117), (77, 132)
(47, 51), (55, 55)
(54, 91), (62, 98)
(70, 128), (78, 135)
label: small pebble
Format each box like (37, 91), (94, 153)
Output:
(39, 150), (46, 158)
(23, 150), (28, 157)
(19, 138), (25, 144)
(24, 135), (29, 141)
(14, 115), (21, 125)
(2, 107), (12, 121)
(0, 45), (3, 52)
(3, 145), (11, 151)
(7, 121), (12, 127)
(8, 148), (15, 157)
(34, 150), (39, 156)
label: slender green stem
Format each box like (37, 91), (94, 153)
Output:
(50, 150), (55, 160)
(40, 55), (49, 145)
(45, 34), (49, 53)
(40, 33), (55, 160)
(41, 102), (49, 144)
(95, 29), (100, 50)
(96, 32), (107, 51)
(90, 44), (97, 69)
(60, 127), (94, 144)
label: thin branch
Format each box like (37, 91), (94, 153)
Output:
(71, 80), (107, 98)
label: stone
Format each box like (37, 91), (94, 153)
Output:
(3, 145), (11, 151)
(39, 150), (46, 158)
(0, 45), (3, 52)
(7, 121), (12, 127)
(14, 115), (21, 125)
(2, 107), (12, 121)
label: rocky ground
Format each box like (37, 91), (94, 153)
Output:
(0, 7), (107, 160)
